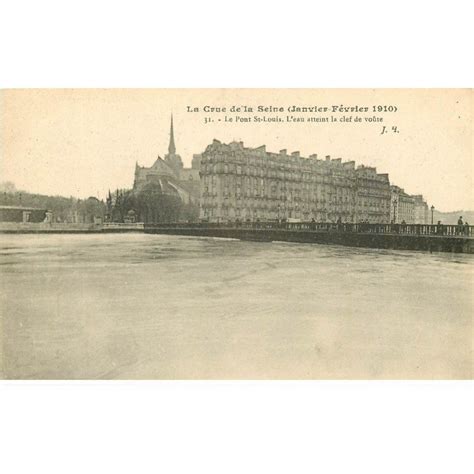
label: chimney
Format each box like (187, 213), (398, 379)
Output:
(325, 155), (331, 161)
(291, 151), (300, 157)
(280, 149), (287, 155)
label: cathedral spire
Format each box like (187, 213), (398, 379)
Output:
(168, 114), (176, 155)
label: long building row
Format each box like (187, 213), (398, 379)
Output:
(199, 140), (430, 224)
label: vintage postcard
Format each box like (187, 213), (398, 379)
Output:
(0, 89), (472, 379)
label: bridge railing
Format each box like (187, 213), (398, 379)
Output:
(145, 221), (474, 237)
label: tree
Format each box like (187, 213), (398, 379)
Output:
(135, 182), (183, 223)
(0, 181), (17, 193)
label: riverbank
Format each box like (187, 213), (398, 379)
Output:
(0, 222), (144, 234)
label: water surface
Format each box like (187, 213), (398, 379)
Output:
(0, 234), (472, 379)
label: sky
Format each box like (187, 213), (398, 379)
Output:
(0, 89), (472, 212)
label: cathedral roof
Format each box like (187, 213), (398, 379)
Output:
(138, 178), (181, 197)
(150, 156), (177, 176)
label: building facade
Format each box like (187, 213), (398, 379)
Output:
(412, 195), (430, 224)
(390, 187), (431, 224)
(390, 186), (416, 224)
(133, 116), (201, 204)
(199, 140), (391, 223)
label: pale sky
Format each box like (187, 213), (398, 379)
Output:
(1, 89), (472, 211)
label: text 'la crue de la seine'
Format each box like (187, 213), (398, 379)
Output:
(187, 105), (399, 133)
(187, 105), (398, 114)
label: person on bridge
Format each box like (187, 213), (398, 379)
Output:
(437, 220), (444, 236)
(457, 216), (464, 235)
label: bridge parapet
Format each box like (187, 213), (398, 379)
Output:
(144, 221), (473, 254)
(145, 221), (474, 238)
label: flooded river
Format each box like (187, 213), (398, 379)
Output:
(0, 234), (472, 379)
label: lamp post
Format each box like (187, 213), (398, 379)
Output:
(431, 205), (435, 225)
(392, 198), (398, 223)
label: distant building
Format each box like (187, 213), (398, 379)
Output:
(0, 205), (50, 223)
(390, 186), (415, 223)
(133, 116), (200, 204)
(412, 195), (429, 224)
(390, 188), (430, 224)
(199, 140), (391, 223)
